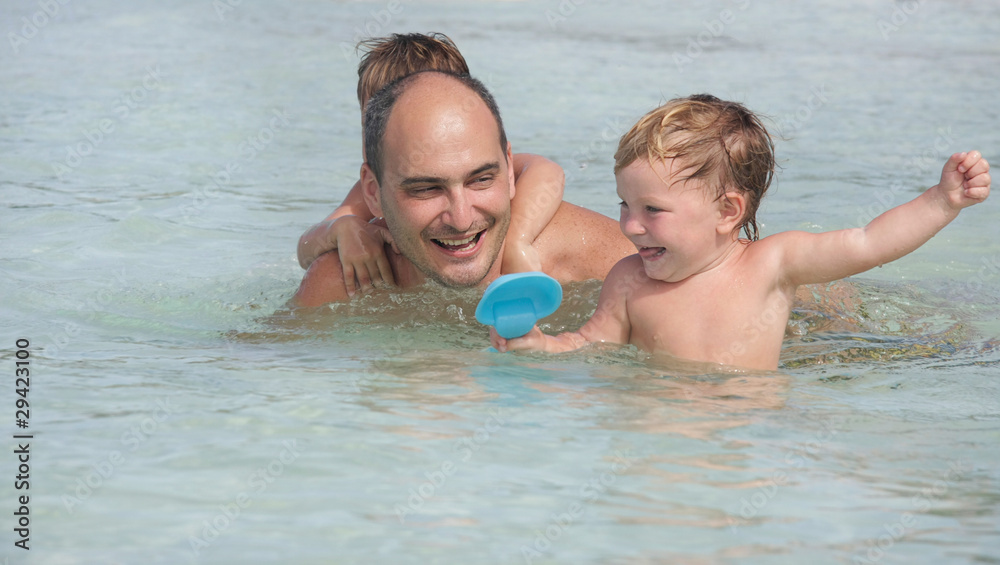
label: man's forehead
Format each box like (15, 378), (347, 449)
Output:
(388, 78), (495, 139)
(381, 78), (504, 179)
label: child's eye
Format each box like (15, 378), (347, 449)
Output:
(645, 205), (662, 213)
(618, 200), (628, 208)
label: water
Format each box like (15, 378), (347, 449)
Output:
(1, 0), (999, 563)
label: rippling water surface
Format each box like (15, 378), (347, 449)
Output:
(2, 1), (999, 563)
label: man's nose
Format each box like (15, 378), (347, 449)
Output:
(443, 189), (475, 232)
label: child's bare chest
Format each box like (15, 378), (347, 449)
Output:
(625, 273), (792, 366)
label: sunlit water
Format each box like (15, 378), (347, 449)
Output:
(2, 1), (999, 563)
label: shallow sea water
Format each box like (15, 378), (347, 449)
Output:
(1, 1), (999, 563)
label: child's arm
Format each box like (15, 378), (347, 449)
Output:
(503, 153), (565, 272)
(297, 179), (397, 297)
(777, 151), (990, 287)
(490, 257), (635, 352)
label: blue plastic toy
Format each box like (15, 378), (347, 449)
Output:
(475, 272), (563, 339)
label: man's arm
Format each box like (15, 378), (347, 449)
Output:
(533, 201), (636, 282)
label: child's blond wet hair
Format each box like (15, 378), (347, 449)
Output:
(614, 94), (775, 240)
(356, 32), (469, 112)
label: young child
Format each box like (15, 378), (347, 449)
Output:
(298, 33), (564, 295)
(489, 94), (991, 370)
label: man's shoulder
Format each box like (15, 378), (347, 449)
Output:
(534, 202), (635, 281)
(291, 251), (350, 308)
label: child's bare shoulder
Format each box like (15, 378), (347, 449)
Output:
(732, 234), (799, 277)
(603, 254), (648, 293)
(747, 231), (814, 258)
(741, 231), (821, 285)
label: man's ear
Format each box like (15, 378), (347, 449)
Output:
(505, 142), (516, 201)
(360, 163), (383, 217)
(717, 190), (747, 237)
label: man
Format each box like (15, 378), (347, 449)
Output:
(292, 71), (635, 307)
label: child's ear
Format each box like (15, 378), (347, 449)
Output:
(717, 190), (746, 236)
(360, 163), (383, 217)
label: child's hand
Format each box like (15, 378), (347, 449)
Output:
(939, 151), (990, 209)
(489, 325), (546, 352)
(332, 216), (398, 296)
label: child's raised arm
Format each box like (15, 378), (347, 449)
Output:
(502, 153), (565, 272)
(297, 178), (397, 297)
(777, 151), (990, 287)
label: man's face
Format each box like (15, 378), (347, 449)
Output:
(365, 76), (515, 288)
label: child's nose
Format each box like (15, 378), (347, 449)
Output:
(620, 211), (645, 236)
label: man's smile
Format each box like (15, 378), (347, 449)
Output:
(431, 229), (486, 256)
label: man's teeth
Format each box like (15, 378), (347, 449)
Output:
(437, 234), (478, 246)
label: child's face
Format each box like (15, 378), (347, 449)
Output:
(616, 158), (728, 283)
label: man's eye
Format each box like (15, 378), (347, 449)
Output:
(409, 187), (438, 196)
(472, 176), (494, 186)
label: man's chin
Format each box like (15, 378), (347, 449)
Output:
(426, 267), (491, 289)
(417, 253), (498, 288)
